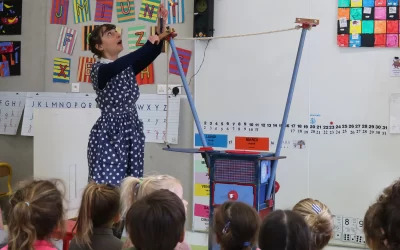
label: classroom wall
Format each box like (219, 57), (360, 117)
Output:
(0, 0), (195, 226)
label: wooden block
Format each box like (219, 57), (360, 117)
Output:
(295, 18), (320, 26)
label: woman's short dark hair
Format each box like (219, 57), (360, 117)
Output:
(88, 24), (116, 58)
(259, 210), (312, 250)
(125, 189), (186, 250)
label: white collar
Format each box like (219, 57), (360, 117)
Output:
(99, 58), (114, 64)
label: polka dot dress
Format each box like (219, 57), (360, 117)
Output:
(87, 62), (145, 185)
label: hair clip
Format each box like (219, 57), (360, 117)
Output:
(243, 242), (251, 247)
(222, 221), (230, 234)
(312, 204), (322, 214)
(25, 202), (30, 206)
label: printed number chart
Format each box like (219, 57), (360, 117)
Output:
(337, 0), (400, 47)
(137, 94), (181, 144)
(332, 215), (366, 245)
(0, 92), (26, 135)
(21, 92), (97, 136)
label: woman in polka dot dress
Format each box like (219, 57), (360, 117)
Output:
(87, 5), (176, 185)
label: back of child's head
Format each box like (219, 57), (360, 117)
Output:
(293, 198), (333, 250)
(259, 210), (311, 250)
(125, 189), (186, 250)
(364, 179), (400, 250)
(213, 201), (260, 250)
(73, 182), (120, 247)
(8, 179), (65, 250)
(120, 174), (181, 217)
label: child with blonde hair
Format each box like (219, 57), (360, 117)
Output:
(292, 198), (333, 250)
(363, 178), (400, 250)
(69, 183), (122, 250)
(1, 179), (65, 250)
(120, 175), (189, 249)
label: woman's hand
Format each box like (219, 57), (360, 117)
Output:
(148, 35), (160, 45)
(159, 4), (168, 32)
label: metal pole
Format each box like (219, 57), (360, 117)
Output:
(266, 28), (308, 199)
(169, 38), (208, 147)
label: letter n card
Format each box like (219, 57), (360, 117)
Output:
(53, 58), (71, 83)
(139, 0), (160, 23)
(169, 47), (191, 76)
(77, 56), (95, 83)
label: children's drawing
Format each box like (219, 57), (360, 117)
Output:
(73, 0), (91, 24)
(82, 25), (99, 51)
(95, 0), (113, 22)
(77, 56), (95, 83)
(0, 0), (22, 35)
(57, 27), (77, 55)
(53, 58), (71, 83)
(0, 41), (20, 76)
(164, 0), (184, 24)
(136, 63), (154, 85)
(116, 0), (135, 22)
(139, 0), (161, 23)
(338, 0), (400, 47)
(50, 0), (69, 25)
(128, 25), (147, 52)
(169, 47), (191, 76)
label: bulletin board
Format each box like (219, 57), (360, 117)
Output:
(191, 0), (400, 247)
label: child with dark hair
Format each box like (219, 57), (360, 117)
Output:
(69, 183), (122, 250)
(86, 4), (177, 186)
(1, 179), (65, 250)
(124, 189), (186, 250)
(213, 201), (260, 250)
(363, 178), (400, 250)
(259, 210), (311, 250)
(293, 198), (333, 250)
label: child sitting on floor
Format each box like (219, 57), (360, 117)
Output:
(1, 179), (65, 250)
(124, 189), (186, 250)
(69, 183), (122, 250)
(120, 175), (189, 249)
(213, 201), (260, 250)
(293, 198), (333, 250)
(363, 178), (400, 250)
(259, 210), (312, 250)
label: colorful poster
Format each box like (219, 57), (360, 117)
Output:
(0, 0), (22, 35)
(164, 0), (184, 24)
(193, 156), (210, 232)
(169, 47), (191, 76)
(128, 25), (147, 52)
(53, 58), (71, 83)
(116, 0), (135, 22)
(338, 0), (400, 47)
(0, 41), (20, 76)
(50, 0), (69, 25)
(82, 25), (99, 51)
(136, 63), (154, 85)
(77, 57), (95, 83)
(73, 0), (91, 24)
(95, 0), (113, 22)
(57, 27), (78, 55)
(139, 0), (161, 23)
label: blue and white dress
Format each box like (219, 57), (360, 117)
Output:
(87, 41), (163, 185)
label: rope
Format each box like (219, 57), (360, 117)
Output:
(174, 26), (300, 40)
(164, 42), (170, 145)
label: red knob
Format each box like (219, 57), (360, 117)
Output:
(228, 190), (238, 201)
(275, 181), (280, 193)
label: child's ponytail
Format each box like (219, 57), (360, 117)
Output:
(121, 177), (142, 218)
(7, 179), (65, 250)
(73, 183), (120, 248)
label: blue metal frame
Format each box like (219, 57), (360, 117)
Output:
(166, 25), (311, 250)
